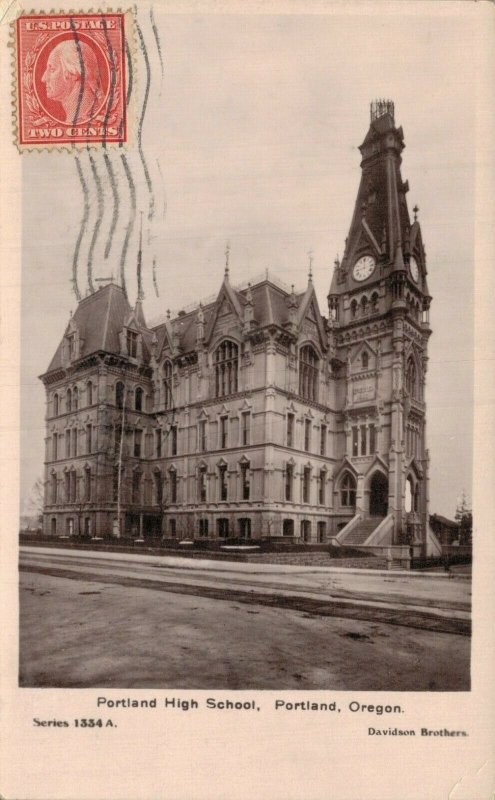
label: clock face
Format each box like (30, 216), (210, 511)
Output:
(353, 255), (376, 282)
(410, 256), (420, 283)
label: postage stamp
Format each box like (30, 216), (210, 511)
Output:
(14, 12), (128, 149)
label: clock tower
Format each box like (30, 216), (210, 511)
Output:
(329, 100), (432, 555)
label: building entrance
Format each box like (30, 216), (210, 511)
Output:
(369, 472), (388, 516)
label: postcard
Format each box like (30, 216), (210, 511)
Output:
(0, 1), (493, 798)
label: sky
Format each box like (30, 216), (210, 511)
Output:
(21, 3), (475, 517)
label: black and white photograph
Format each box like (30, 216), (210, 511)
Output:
(1, 2), (493, 799)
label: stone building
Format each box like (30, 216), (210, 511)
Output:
(40, 101), (436, 555)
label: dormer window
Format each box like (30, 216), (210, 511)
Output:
(215, 340), (239, 398)
(362, 351), (369, 369)
(67, 333), (76, 360)
(127, 330), (138, 358)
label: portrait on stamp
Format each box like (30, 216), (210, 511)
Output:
(15, 13), (127, 146)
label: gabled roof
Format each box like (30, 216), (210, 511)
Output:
(45, 283), (136, 373)
(153, 276), (318, 356)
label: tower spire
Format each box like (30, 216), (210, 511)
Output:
(224, 241), (230, 279)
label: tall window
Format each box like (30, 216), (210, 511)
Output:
(52, 434), (58, 461)
(220, 416), (228, 449)
(51, 473), (57, 503)
(198, 419), (207, 452)
(169, 470), (177, 503)
(155, 429), (162, 458)
(241, 462), (250, 500)
(369, 424), (376, 454)
(72, 428), (78, 457)
(318, 469), (326, 505)
(352, 426), (358, 457)
(127, 330), (138, 358)
(66, 388), (72, 412)
(170, 425), (178, 456)
(112, 466), (119, 502)
(70, 469), (77, 503)
(302, 467), (311, 503)
(116, 382), (125, 409)
(360, 424), (367, 456)
(283, 519), (294, 537)
(371, 292), (379, 313)
(362, 351), (369, 369)
(360, 296), (368, 316)
(163, 361), (173, 409)
(241, 412), (251, 446)
(154, 471), (163, 505)
(406, 357), (418, 399)
(169, 519), (177, 536)
(85, 423), (92, 455)
(198, 466), (207, 503)
(199, 519), (209, 538)
(217, 518), (229, 538)
(317, 521), (326, 543)
(304, 419), (311, 451)
(285, 464), (293, 502)
(301, 520), (311, 542)
(53, 393), (59, 416)
(287, 413), (294, 448)
(350, 299), (358, 319)
(340, 473), (356, 508)
(73, 386), (78, 410)
(65, 430), (71, 458)
(87, 381), (93, 406)
(135, 387), (143, 411)
(218, 465), (228, 501)
(132, 470), (142, 504)
(215, 340), (239, 398)
(84, 467), (91, 501)
(320, 424), (327, 456)
(134, 429), (143, 458)
(239, 518), (251, 539)
(299, 345), (319, 401)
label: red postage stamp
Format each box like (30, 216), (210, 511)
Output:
(14, 13), (128, 148)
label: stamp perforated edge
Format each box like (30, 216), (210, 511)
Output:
(10, 7), (136, 153)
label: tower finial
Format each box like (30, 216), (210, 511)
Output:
(224, 241), (230, 277)
(413, 204), (419, 222)
(307, 249), (314, 282)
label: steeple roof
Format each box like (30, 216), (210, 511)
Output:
(335, 102), (414, 291)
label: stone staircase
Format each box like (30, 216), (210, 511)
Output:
(342, 517), (384, 546)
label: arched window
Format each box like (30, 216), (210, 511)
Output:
(360, 295), (368, 316)
(51, 472), (58, 504)
(350, 299), (358, 319)
(405, 357), (418, 399)
(132, 469), (142, 505)
(154, 470), (163, 505)
(73, 386), (78, 410)
(53, 393), (59, 416)
(340, 473), (356, 508)
(66, 388), (72, 413)
(405, 475), (414, 513)
(87, 381), (93, 406)
(299, 345), (319, 401)
(163, 361), (173, 409)
(215, 340), (239, 398)
(371, 292), (379, 312)
(116, 382), (125, 409)
(84, 466), (91, 501)
(135, 387), (143, 412)
(361, 351), (369, 369)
